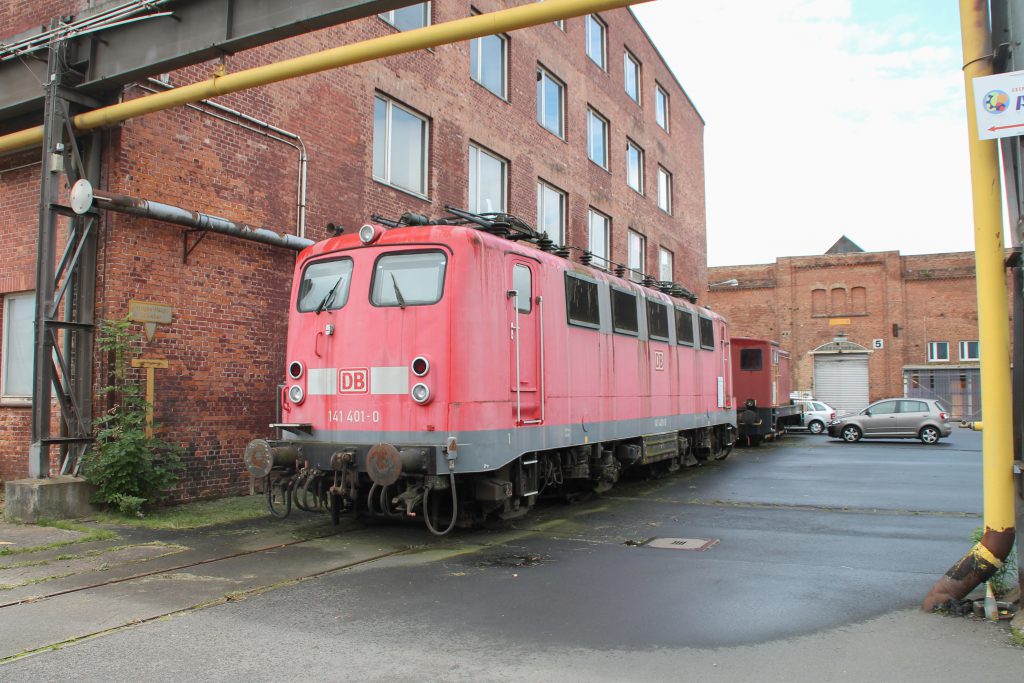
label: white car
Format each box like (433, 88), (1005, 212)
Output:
(794, 399), (837, 435)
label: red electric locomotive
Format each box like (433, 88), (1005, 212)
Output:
(245, 210), (736, 533)
(732, 337), (802, 445)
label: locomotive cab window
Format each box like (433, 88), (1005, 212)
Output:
(565, 272), (600, 329)
(611, 286), (639, 336)
(646, 298), (670, 341)
(739, 348), (762, 371)
(370, 251), (447, 307)
(512, 264), (532, 313)
(675, 307), (694, 346)
(297, 258), (354, 313)
(698, 315), (715, 350)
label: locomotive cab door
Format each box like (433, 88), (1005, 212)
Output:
(508, 259), (542, 425)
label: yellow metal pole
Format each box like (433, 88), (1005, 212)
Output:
(923, 0), (1016, 611)
(0, 0), (652, 155)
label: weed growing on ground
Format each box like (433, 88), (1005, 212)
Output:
(93, 495), (264, 529)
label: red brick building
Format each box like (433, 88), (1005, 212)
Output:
(0, 2), (707, 494)
(706, 238), (993, 420)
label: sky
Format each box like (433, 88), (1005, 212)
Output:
(631, 0), (975, 267)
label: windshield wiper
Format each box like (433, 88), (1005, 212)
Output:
(315, 276), (344, 315)
(391, 274), (406, 309)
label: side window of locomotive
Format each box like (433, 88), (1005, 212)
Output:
(698, 315), (715, 350)
(646, 298), (670, 342)
(296, 258), (354, 313)
(739, 348), (762, 371)
(370, 251), (447, 307)
(512, 264), (532, 313)
(674, 307), (694, 346)
(565, 272), (600, 329)
(611, 286), (639, 336)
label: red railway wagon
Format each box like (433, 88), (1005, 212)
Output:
(246, 212), (736, 533)
(732, 337), (802, 445)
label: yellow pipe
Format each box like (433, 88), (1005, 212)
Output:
(923, 0), (1016, 611)
(0, 0), (651, 155)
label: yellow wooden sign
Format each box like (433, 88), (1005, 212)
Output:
(131, 358), (168, 369)
(829, 318), (852, 326)
(131, 358), (168, 437)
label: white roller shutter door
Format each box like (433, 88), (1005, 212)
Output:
(814, 354), (869, 416)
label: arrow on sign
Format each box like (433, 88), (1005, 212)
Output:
(988, 123), (1024, 132)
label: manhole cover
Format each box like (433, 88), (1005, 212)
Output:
(645, 537), (719, 551)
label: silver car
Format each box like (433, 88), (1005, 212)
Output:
(827, 398), (952, 445)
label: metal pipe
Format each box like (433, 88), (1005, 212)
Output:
(0, 0), (652, 155)
(923, 0), (1016, 611)
(91, 188), (313, 251)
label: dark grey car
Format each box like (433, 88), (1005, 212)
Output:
(826, 398), (952, 444)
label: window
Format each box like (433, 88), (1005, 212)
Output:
(959, 340), (979, 361)
(538, 0), (565, 30)
(536, 67), (565, 138)
(928, 341), (950, 362)
(371, 251), (447, 307)
(698, 315), (715, 350)
(830, 287), (846, 313)
(624, 50), (641, 103)
(657, 166), (672, 214)
(537, 180), (566, 246)
(587, 108), (609, 169)
(296, 259), (354, 313)
(811, 288), (827, 315)
(851, 286), (867, 314)
(2, 291), (33, 399)
(655, 83), (669, 131)
(585, 14), (606, 69)
(565, 273), (600, 328)
(626, 140), (644, 193)
(611, 287), (639, 335)
(658, 247), (673, 282)
(899, 400), (929, 414)
(588, 208), (610, 269)
(647, 299), (670, 341)
(869, 400), (898, 415)
(380, 3), (430, 30)
(740, 348), (763, 371)
(373, 95), (429, 196)
(627, 229), (645, 282)
(468, 144), (507, 213)
(512, 265), (532, 313)
(675, 307), (694, 346)
(471, 30), (507, 99)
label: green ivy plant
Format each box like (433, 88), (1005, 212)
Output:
(81, 317), (183, 517)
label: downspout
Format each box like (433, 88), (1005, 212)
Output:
(0, 0), (653, 155)
(922, 0), (1017, 611)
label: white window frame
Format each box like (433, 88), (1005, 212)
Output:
(626, 139), (644, 194)
(537, 180), (567, 246)
(657, 166), (672, 214)
(373, 95), (430, 197)
(928, 341), (950, 362)
(470, 29), (508, 99)
(658, 247), (673, 282)
(587, 107), (609, 170)
(2, 291), (34, 402)
(627, 229), (646, 283)
(588, 208), (611, 270)
(536, 66), (565, 138)
(959, 340), (980, 361)
(468, 144), (507, 214)
(379, 3), (431, 31)
(585, 14), (607, 70)
(655, 83), (669, 131)
(624, 50), (641, 103)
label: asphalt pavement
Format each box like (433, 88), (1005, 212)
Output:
(1, 428), (1021, 681)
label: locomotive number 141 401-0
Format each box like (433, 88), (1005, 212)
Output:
(327, 410), (381, 424)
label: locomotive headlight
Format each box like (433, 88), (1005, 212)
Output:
(288, 385), (305, 405)
(411, 356), (430, 377)
(288, 361), (304, 380)
(358, 223), (381, 244)
(410, 382), (431, 404)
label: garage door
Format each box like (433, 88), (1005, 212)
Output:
(813, 354), (869, 416)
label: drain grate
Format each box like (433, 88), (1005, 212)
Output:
(645, 537), (719, 551)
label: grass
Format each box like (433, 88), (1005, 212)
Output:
(92, 494), (266, 530)
(1011, 628), (1024, 648)
(0, 520), (117, 557)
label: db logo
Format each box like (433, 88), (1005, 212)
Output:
(339, 368), (369, 393)
(654, 351), (665, 371)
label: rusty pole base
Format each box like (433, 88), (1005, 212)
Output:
(922, 529), (1015, 611)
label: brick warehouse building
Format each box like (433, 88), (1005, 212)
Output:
(0, 2), (707, 494)
(705, 239), (1005, 420)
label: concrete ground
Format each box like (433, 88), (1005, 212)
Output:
(0, 428), (1021, 680)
